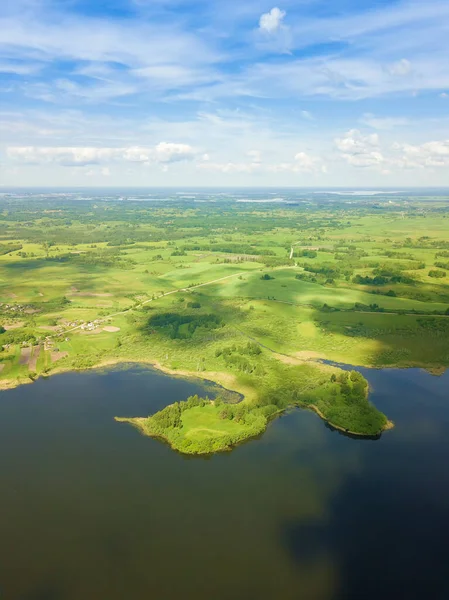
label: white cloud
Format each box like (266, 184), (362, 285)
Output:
(386, 59), (412, 77)
(6, 143), (196, 166)
(198, 161), (261, 174)
(294, 152), (325, 172)
(300, 110), (314, 121)
(0, 60), (42, 75)
(334, 129), (449, 172)
(259, 7), (286, 34)
(256, 7), (291, 53)
(393, 140), (449, 169)
(267, 152), (325, 174)
(0, 6), (222, 106)
(153, 142), (196, 163)
(441, 92), (448, 98)
(335, 129), (385, 168)
(0, 13), (217, 69)
(197, 150), (325, 174)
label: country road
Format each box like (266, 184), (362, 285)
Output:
(54, 271), (247, 338)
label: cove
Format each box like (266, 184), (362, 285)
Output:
(0, 364), (448, 600)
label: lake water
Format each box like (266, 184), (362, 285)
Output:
(1, 364), (448, 600)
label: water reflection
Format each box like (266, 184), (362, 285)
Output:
(0, 365), (448, 600)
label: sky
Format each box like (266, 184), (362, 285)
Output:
(0, 0), (449, 187)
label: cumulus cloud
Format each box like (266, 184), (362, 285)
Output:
(152, 142), (196, 163)
(335, 129), (449, 172)
(6, 143), (196, 166)
(259, 7), (286, 33)
(393, 140), (449, 168)
(294, 152), (325, 172)
(335, 129), (385, 168)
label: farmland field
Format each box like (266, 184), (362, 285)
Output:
(1, 189), (448, 452)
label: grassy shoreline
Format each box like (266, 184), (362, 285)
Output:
(1, 348), (447, 394)
(116, 399), (394, 455)
(112, 358), (392, 454)
(0, 349), (394, 454)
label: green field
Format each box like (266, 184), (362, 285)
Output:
(1, 193), (449, 452)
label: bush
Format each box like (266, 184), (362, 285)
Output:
(146, 312), (222, 339)
(187, 301), (201, 308)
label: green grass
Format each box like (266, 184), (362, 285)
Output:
(1, 195), (449, 451)
(208, 268), (449, 312)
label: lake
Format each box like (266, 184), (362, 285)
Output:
(0, 364), (448, 600)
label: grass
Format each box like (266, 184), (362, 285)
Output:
(118, 398), (271, 454)
(1, 194), (449, 452)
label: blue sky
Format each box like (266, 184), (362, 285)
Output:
(0, 0), (448, 186)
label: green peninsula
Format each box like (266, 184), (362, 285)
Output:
(117, 360), (388, 454)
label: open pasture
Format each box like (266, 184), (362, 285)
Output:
(0, 192), (448, 396)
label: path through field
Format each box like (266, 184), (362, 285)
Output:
(52, 271), (247, 338)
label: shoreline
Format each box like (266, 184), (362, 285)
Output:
(116, 414), (272, 455)
(0, 354), (441, 446)
(1, 349), (447, 394)
(307, 404), (394, 437)
(0, 355), (254, 401)
(116, 396), (393, 457)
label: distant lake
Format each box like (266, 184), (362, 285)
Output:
(0, 364), (448, 600)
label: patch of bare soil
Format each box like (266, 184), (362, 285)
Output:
(51, 351), (69, 363)
(29, 346), (41, 371)
(273, 353), (305, 365)
(19, 347), (32, 365)
(103, 326), (121, 332)
(294, 351), (324, 360)
(4, 322), (25, 330)
(70, 292), (113, 297)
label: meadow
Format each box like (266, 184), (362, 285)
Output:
(1, 191), (448, 452)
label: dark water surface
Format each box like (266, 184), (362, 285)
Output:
(1, 365), (448, 600)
